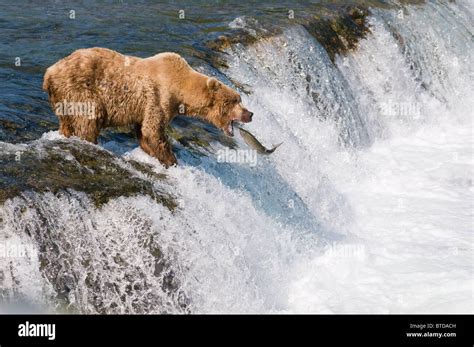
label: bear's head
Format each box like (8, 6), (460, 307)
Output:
(204, 78), (253, 137)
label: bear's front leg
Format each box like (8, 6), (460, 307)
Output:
(137, 118), (177, 168)
(141, 134), (177, 168)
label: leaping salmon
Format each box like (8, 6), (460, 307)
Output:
(238, 127), (282, 155)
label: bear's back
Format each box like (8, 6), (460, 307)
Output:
(43, 48), (137, 92)
(43, 48), (158, 126)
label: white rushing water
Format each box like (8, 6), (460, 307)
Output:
(1, 1), (472, 313)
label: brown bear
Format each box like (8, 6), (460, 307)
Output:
(43, 47), (253, 167)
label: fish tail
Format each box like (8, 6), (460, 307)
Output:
(266, 142), (283, 154)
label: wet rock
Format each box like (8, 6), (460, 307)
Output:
(304, 6), (371, 63)
(0, 139), (177, 210)
(205, 18), (281, 70)
(204, 2), (428, 65)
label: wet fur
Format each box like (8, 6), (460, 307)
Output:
(43, 47), (244, 167)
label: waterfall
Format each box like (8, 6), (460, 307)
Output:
(1, 1), (472, 313)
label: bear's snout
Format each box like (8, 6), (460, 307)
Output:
(238, 109), (253, 123)
(243, 110), (253, 122)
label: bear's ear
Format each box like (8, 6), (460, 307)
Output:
(207, 77), (221, 92)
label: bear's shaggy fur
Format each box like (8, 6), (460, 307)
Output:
(43, 47), (252, 167)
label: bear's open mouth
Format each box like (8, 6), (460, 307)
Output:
(223, 120), (236, 137)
